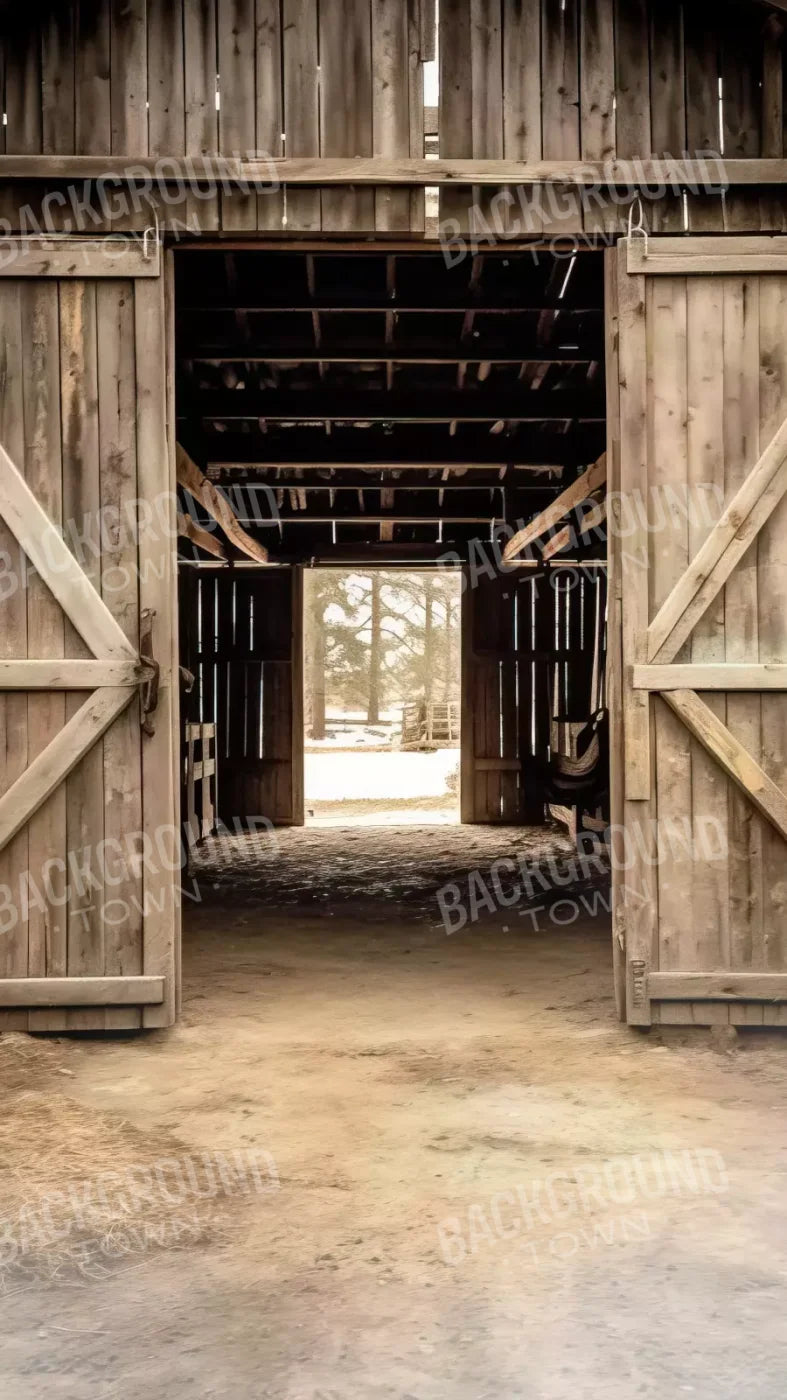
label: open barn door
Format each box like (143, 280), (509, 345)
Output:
(0, 238), (178, 1030)
(180, 567), (304, 828)
(608, 237), (787, 1027)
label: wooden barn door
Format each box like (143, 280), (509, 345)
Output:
(0, 238), (178, 1030)
(609, 237), (787, 1027)
(460, 570), (554, 824)
(460, 573), (522, 823)
(184, 567), (304, 827)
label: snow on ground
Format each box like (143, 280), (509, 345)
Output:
(304, 747), (459, 801)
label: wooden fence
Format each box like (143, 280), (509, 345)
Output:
(401, 699), (460, 748)
(184, 721), (217, 846)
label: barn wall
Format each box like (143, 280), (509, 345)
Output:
(1, 0), (786, 236)
(439, 0), (787, 235)
(0, 0), (426, 234)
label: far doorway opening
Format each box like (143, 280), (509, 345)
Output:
(303, 568), (461, 826)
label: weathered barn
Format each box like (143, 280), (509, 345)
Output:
(0, 0), (786, 1037)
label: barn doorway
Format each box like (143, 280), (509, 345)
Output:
(174, 244), (609, 942)
(303, 567), (461, 826)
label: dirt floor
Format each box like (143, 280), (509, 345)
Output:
(3, 828), (787, 1399)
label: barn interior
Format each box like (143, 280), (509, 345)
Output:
(174, 244), (610, 923)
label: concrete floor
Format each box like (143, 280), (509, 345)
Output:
(3, 846), (787, 1399)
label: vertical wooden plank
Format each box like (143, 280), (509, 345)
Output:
(0, 35), (5, 158)
(469, 0), (504, 238)
(439, 0), (473, 232)
(720, 4), (761, 231)
(515, 576), (532, 820)
(135, 276), (178, 1028)
(405, 0), (426, 232)
(723, 276), (763, 1024)
(266, 661), (291, 821)
(4, 21), (43, 155)
(215, 571), (234, 815)
(75, 0), (112, 156)
(614, 0), (650, 155)
(21, 283), (67, 1033)
(531, 572), (552, 825)
(517, 574), (541, 823)
(683, 6), (724, 232)
(256, 0), (286, 231)
(97, 281), (143, 1029)
(184, 0), (220, 231)
(686, 276), (729, 1014)
(282, 0), (321, 232)
(148, 0), (186, 155)
(580, 0), (617, 235)
(474, 663), (492, 821)
(110, 0), (148, 154)
(761, 15), (786, 233)
(164, 250), (182, 1016)
(0, 283), (30, 1030)
(605, 248), (625, 1020)
(648, 0), (686, 232)
(541, 0), (580, 157)
(320, 0), (374, 231)
(373, 0), (414, 232)
(42, 9), (76, 156)
(290, 566), (305, 825)
(580, 0), (615, 161)
(649, 276), (702, 1026)
(460, 569), (475, 821)
(500, 589), (518, 821)
(616, 250), (656, 1025)
(757, 276), (787, 997)
(541, 0), (581, 234)
(500, 0), (541, 236)
(218, 0), (257, 230)
(762, 15), (783, 158)
(60, 280), (106, 1030)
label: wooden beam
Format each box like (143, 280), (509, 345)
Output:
(633, 663), (787, 690)
(180, 299), (602, 314)
(211, 469), (559, 489)
(242, 512), (499, 524)
(502, 454), (607, 562)
(177, 510), (227, 559)
(0, 442), (138, 661)
(194, 390), (605, 422)
(176, 444), (269, 563)
(0, 237), (161, 278)
(541, 498), (606, 560)
(661, 689), (787, 843)
(181, 345), (601, 363)
(0, 976), (165, 1007)
(647, 418), (787, 662)
(628, 235), (787, 274)
(205, 438), (577, 466)
(0, 155), (784, 185)
(0, 687), (135, 854)
(648, 972), (787, 1002)
(0, 660), (149, 688)
(182, 340), (599, 358)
